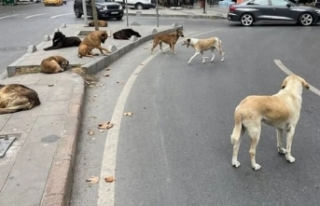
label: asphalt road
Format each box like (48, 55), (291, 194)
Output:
(70, 18), (320, 206)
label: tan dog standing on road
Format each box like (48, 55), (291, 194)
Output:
(40, 55), (69, 74)
(230, 74), (309, 171)
(0, 84), (41, 114)
(151, 28), (184, 55)
(182, 37), (225, 64)
(78, 30), (111, 58)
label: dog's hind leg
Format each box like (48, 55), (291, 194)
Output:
(277, 128), (286, 155)
(188, 52), (200, 64)
(231, 112), (243, 168)
(247, 124), (262, 171)
(285, 126), (296, 163)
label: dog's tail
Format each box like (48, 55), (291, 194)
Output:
(231, 110), (243, 145)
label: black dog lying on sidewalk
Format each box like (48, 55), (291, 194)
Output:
(44, 30), (81, 51)
(113, 28), (141, 40)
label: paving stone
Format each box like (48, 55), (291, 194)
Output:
(1, 116), (37, 133)
(0, 114), (12, 130)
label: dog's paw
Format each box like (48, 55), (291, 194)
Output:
(252, 163), (261, 171)
(286, 155), (295, 163)
(232, 160), (241, 168)
(174, 52), (177, 55)
(277, 147), (286, 155)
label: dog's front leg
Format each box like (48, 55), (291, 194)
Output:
(210, 48), (215, 62)
(188, 52), (200, 64)
(285, 126), (296, 163)
(160, 42), (166, 53)
(277, 129), (286, 154)
(171, 44), (177, 55)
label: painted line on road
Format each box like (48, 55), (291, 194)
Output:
(0, 14), (21, 20)
(97, 28), (224, 206)
(25, 13), (49, 19)
(50, 13), (73, 19)
(274, 59), (320, 97)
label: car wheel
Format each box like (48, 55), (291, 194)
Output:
(75, 8), (82, 18)
(240, 13), (254, 27)
(299, 13), (313, 26)
(135, 3), (143, 10)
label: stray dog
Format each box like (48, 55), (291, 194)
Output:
(40, 55), (69, 74)
(0, 84), (41, 114)
(78, 30), (112, 58)
(182, 37), (225, 64)
(151, 28), (184, 55)
(85, 20), (108, 27)
(113, 28), (141, 40)
(43, 30), (81, 51)
(230, 74), (309, 171)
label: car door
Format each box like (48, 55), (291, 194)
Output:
(86, 0), (93, 16)
(270, 0), (298, 21)
(246, 0), (275, 21)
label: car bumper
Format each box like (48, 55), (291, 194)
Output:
(98, 10), (124, 18)
(228, 12), (240, 21)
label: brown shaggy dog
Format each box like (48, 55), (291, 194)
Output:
(151, 28), (184, 55)
(78, 30), (112, 58)
(40, 56), (69, 74)
(0, 84), (41, 114)
(87, 20), (108, 27)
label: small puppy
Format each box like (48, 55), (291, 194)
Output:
(113, 28), (141, 40)
(86, 20), (108, 27)
(182, 37), (225, 64)
(0, 84), (41, 114)
(78, 30), (112, 58)
(230, 74), (309, 171)
(151, 28), (184, 55)
(44, 30), (81, 51)
(40, 56), (69, 74)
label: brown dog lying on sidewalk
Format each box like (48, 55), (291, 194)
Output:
(78, 30), (112, 58)
(40, 55), (69, 74)
(85, 20), (108, 27)
(151, 28), (184, 55)
(230, 74), (309, 171)
(0, 84), (41, 114)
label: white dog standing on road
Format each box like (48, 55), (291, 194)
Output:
(230, 74), (310, 171)
(182, 37), (225, 64)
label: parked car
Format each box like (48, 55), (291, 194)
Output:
(115, 0), (155, 10)
(44, 0), (63, 6)
(228, 0), (320, 26)
(74, 0), (124, 20)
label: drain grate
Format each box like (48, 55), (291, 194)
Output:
(0, 133), (20, 158)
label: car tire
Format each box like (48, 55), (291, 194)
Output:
(116, 16), (123, 20)
(240, 13), (254, 27)
(298, 13), (313, 26)
(75, 8), (82, 18)
(135, 3), (143, 10)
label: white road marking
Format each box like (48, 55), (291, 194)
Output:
(50, 13), (73, 19)
(25, 13), (49, 19)
(274, 59), (320, 96)
(0, 14), (21, 20)
(97, 28), (224, 206)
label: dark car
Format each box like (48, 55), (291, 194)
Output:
(228, 0), (320, 26)
(74, 0), (124, 20)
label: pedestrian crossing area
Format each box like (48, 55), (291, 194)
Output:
(0, 12), (75, 20)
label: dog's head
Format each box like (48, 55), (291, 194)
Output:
(281, 74), (310, 90)
(56, 56), (69, 69)
(182, 38), (191, 48)
(176, 28), (184, 38)
(53, 31), (65, 42)
(99, 31), (108, 44)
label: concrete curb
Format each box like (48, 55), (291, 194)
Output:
(127, 13), (227, 19)
(40, 73), (85, 206)
(82, 25), (183, 74)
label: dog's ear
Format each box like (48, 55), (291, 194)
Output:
(301, 79), (310, 89)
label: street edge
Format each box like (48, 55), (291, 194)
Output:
(40, 73), (85, 206)
(127, 13), (227, 19)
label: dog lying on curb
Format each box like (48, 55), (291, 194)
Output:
(151, 28), (184, 55)
(113, 28), (141, 40)
(40, 55), (69, 74)
(181, 37), (225, 64)
(85, 20), (108, 27)
(0, 84), (41, 114)
(230, 74), (310, 171)
(43, 30), (81, 51)
(78, 30), (112, 58)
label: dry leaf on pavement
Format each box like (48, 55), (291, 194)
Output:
(98, 122), (114, 129)
(105, 176), (115, 183)
(86, 176), (99, 184)
(106, 68), (111, 71)
(88, 130), (94, 136)
(124, 112), (134, 117)
(48, 84), (54, 87)
(104, 73), (110, 77)
(93, 94), (99, 97)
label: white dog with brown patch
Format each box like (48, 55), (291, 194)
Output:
(182, 37), (225, 64)
(230, 74), (310, 171)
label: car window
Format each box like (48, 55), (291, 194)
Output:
(247, 0), (269, 6)
(271, 0), (289, 6)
